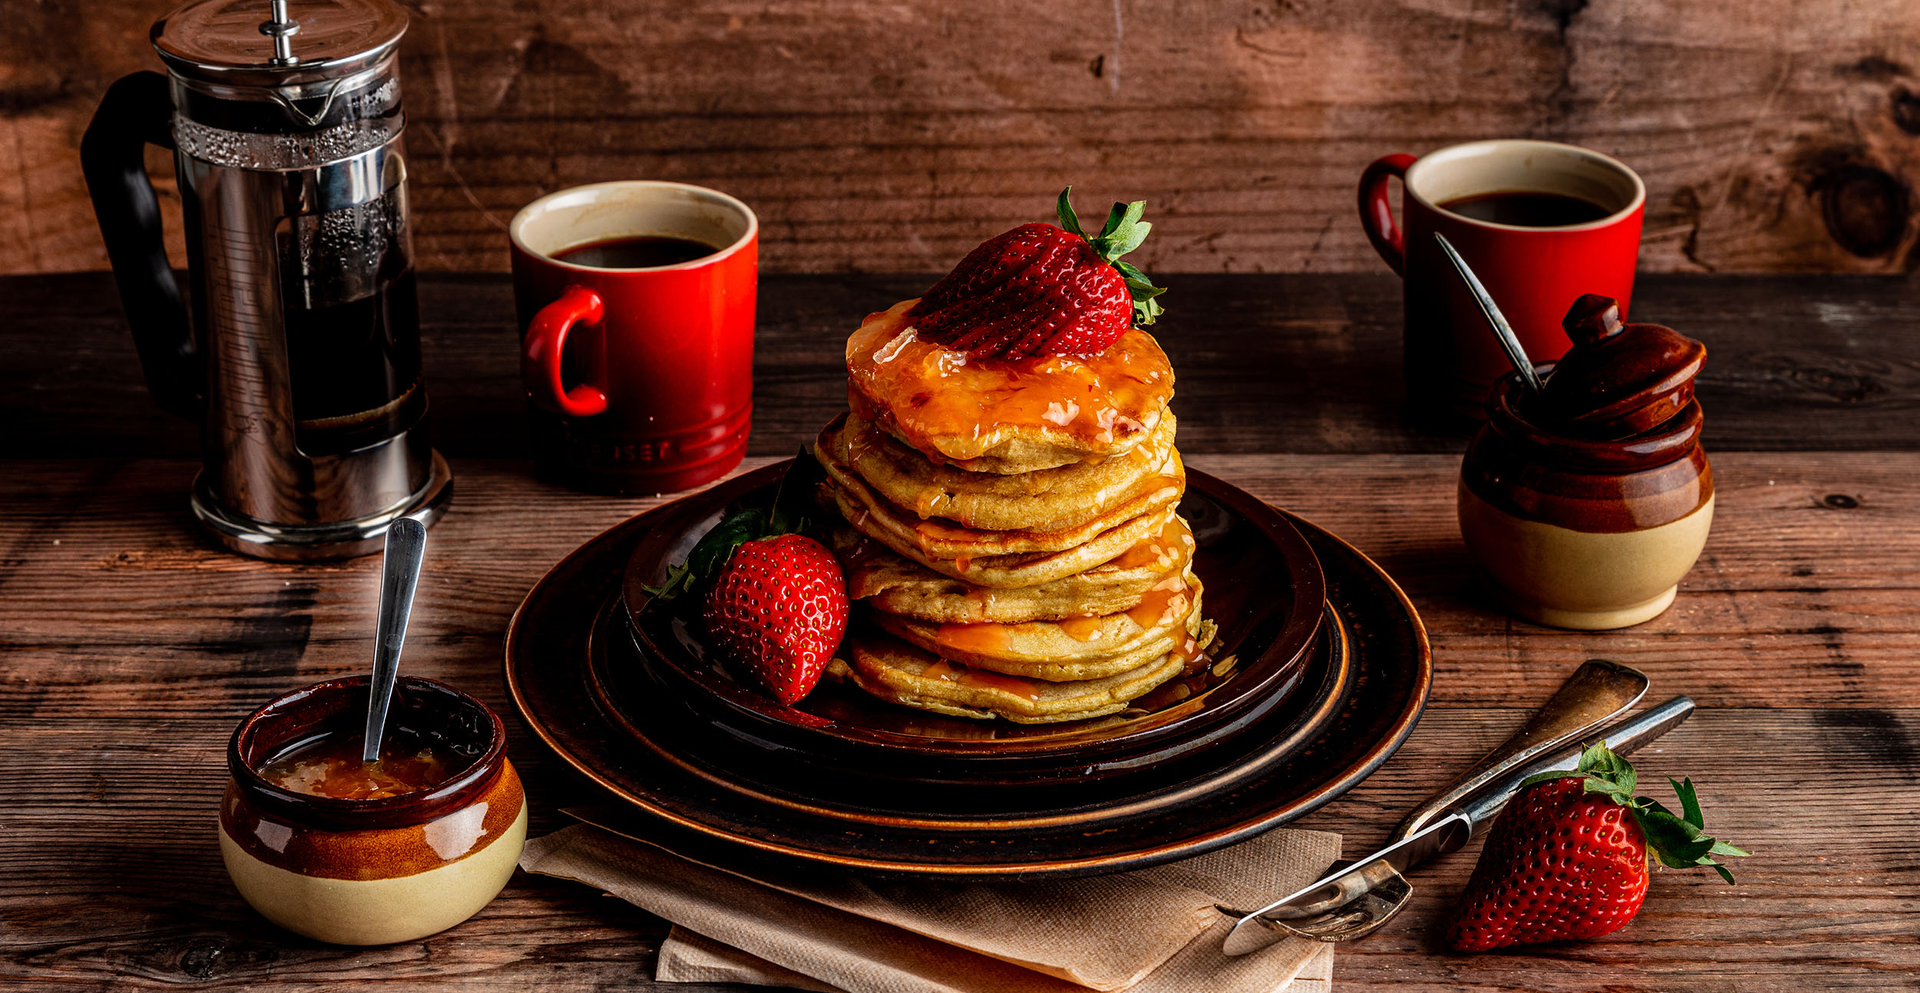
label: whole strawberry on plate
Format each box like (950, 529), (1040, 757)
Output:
(645, 452), (848, 706)
(908, 187), (1167, 359)
(1446, 742), (1749, 952)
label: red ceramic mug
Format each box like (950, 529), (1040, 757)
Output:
(511, 181), (758, 494)
(1359, 139), (1645, 421)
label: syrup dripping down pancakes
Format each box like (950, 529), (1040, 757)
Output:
(814, 298), (1212, 724)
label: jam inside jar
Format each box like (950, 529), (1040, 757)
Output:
(256, 725), (472, 800)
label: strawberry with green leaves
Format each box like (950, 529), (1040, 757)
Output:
(646, 452), (847, 706)
(1446, 742), (1749, 952)
(908, 188), (1167, 359)
(697, 534), (847, 705)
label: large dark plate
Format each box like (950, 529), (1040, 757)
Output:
(585, 590), (1348, 825)
(504, 469), (1431, 877)
(597, 596), (1346, 815)
(620, 462), (1328, 780)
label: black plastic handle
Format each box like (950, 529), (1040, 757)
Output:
(80, 71), (202, 421)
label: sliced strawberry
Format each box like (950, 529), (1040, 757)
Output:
(910, 188), (1166, 360)
(1446, 742), (1749, 952)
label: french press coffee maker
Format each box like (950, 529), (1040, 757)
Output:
(81, 0), (449, 560)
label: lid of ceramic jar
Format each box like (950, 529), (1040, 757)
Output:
(1538, 294), (1707, 438)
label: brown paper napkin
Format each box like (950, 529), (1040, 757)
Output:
(655, 927), (846, 992)
(520, 817), (1339, 993)
(655, 925), (1335, 993)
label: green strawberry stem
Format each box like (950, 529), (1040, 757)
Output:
(1056, 187), (1167, 326)
(1518, 742), (1751, 883)
(642, 447), (825, 601)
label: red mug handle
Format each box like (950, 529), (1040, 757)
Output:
(521, 285), (610, 417)
(1358, 153), (1417, 277)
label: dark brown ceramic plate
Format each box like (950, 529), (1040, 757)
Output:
(619, 462), (1327, 778)
(504, 470), (1431, 877)
(582, 587), (1349, 826)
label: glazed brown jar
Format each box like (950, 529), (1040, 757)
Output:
(220, 676), (527, 945)
(1457, 296), (1713, 630)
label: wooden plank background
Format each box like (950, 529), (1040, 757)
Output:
(4, 0), (1919, 276)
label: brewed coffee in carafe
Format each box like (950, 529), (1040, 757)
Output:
(274, 188), (425, 456)
(83, 0), (449, 559)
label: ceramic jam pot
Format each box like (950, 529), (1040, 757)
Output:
(1460, 377), (1714, 629)
(1457, 297), (1713, 630)
(220, 676), (527, 945)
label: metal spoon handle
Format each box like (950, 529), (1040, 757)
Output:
(1433, 231), (1546, 395)
(1389, 659), (1648, 841)
(1456, 695), (1696, 827)
(363, 518), (428, 762)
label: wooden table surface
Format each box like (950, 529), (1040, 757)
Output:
(3, 272), (1917, 991)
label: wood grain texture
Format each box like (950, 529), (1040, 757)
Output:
(6, 1), (1920, 276)
(3, 271), (1916, 990)
(3, 454), (1918, 990)
(3, 706), (1914, 990)
(3, 453), (1917, 712)
(3, 272), (1917, 461)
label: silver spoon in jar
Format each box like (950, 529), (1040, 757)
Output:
(363, 517), (428, 763)
(1433, 231), (1545, 396)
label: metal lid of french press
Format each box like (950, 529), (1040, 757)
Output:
(151, 0), (408, 87)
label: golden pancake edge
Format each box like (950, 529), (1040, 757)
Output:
(832, 633), (1191, 724)
(819, 409), (1180, 533)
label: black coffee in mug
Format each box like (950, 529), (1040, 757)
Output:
(1438, 191), (1612, 227)
(553, 235), (720, 268)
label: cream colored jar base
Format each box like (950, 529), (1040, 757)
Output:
(1481, 575), (1678, 630)
(1459, 489), (1713, 632)
(219, 799), (528, 945)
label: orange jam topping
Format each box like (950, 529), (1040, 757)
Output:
(934, 621), (1015, 654)
(1171, 630), (1208, 675)
(935, 612), (1110, 651)
(914, 517), (986, 543)
(1056, 615), (1106, 641)
(1125, 574), (1192, 630)
(257, 728), (458, 800)
(1107, 513), (1195, 571)
(846, 300), (1174, 461)
(920, 658), (1042, 701)
(959, 668), (1043, 701)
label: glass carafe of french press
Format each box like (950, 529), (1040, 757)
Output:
(81, 0), (449, 560)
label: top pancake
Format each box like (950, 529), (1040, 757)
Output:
(845, 299), (1175, 473)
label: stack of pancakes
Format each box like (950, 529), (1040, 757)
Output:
(813, 299), (1211, 724)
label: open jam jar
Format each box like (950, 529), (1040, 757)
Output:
(220, 676), (527, 945)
